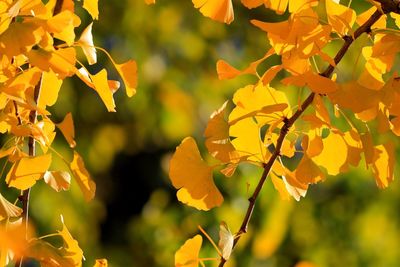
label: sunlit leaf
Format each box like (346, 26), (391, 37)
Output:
(91, 69), (116, 112)
(93, 259), (108, 267)
(169, 137), (223, 211)
(175, 235), (202, 267)
(78, 23), (97, 65)
(58, 220), (84, 266)
(43, 171), (71, 192)
(192, 0), (234, 24)
(6, 154), (52, 190)
(114, 60), (137, 97)
(218, 221), (234, 260)
(371, 143), (394, 188)
(0, 193), (22, 221)
(83, 0), (99, 20)
(326, 0), (356, 36)
(56, 112), (76, 148)
(70, 151), (96, 201)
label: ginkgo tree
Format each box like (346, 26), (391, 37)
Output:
(162, 0), (400, 266)
(0, 0), (136, 266)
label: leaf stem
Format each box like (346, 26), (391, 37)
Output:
(218, 6), (387, 267)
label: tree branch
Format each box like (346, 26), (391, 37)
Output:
(218, 5), (391, 267)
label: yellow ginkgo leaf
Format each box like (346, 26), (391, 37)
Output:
(282, 173), (308, 201)
(0, 193), (22, 221)
(6, 154), (52, 190)
(270, 172), (291, 201)
(175, 235), (202, 267)
(114, 60), (137, 97)
(28, 47), (77, 79)
(56, 112), (76, 148)
(281, 71), (338, 94)
(145, 0), (156, 4)
(326, 0), (356, 36)
(312, 131), (348, 175)
(371, 143), (394, 188)
(43, 171), (71, 192)
(240, 0), (263, 9)
(91, 69), (116, 112)
(204, 101), (238, 163)
(192, 0), (234, 24)
(58, 220), (84, 266)
(78, 23), (97, 65)
(93, 259), (108, 267)
(39, 70), (63, 108)
(83, 0), (98, 20)
(169, 137), (223, 211)
(294, 155), (325, 184)
(70, 151), (96, 201)
(218, 221), (234, 260)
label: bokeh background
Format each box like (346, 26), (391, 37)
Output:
(13, 0), (400, 266)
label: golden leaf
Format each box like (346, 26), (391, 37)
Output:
(70, 151), (96, 201)
(192, 0), (234, 24)
(56, 112), (76, 148)
(43, 171), (71, 192)
(175, 235), (202, 267)
(0, 193), (22, 221)
(83, 0), (98, 20)
(169, 137), (223, 211)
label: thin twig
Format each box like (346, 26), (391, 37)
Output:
(218, 6), (389, 267)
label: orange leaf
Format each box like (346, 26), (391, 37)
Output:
(114, 60), (137, 97)
(145, 0), (156, 4)
(70, 151), (96, 201)
(326, 0), (356, 36)
(56, 112), (76, 148)
(281, 71), (338, 94)
(175, 235), (202, 267)
(169, 137), (223, 211)
(192, 0), (234, 24)
(6, 154), (52, 190)
(94, 259), (108, 267)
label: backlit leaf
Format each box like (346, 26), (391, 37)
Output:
(91, 69), (116, 112)
(78, 23), (97, 65)
(0, 193), (22, 221)
(58, 221), (84, 266)
(6, 154), (52, 190)
(169, 137), (223, 211)
(192, 0), (234, 24)
(83, 0), (99, 20)
(218, 221), (234, 260)
(39, 70), (63, 108)
(114, 60), (137, 97)
(56, 112), (76, 148)
(93, 259), (108, 267)
(175, 235), (202, 267)
(326, 0), (356, 36)
(43, 171), (71, 192)
(70, 151), (96, 201)
(371, 143), (394, 188)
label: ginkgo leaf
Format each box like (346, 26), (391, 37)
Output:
(356, 6), (386, 29)
(56, 112), (76, 148)
(218, 221), (234, 260)
(281, 71), (338, 94)
(114, 60), (137, 97)
(216, 49), (274, 80)
(204, 101), (238, 163)
(240, 0), (263, 9)
(83, 0), (99, 20)
(78, 23), (97, 65)
(371, 143), (394, 188)
(6, 154), (52, 190)
(91, 69), (116, 112)
(43, 171), (71, 192)
(58, 220), (84, 266)
(145, 0), (156, 4)
(25, 239), (75, 267)
(175, 235), (202, 267)
(326, 0), (356, 36)
(282, 173), (308, 201)
(312, 131), (348, 175)
(169, 137), (223, 211)
(93, 259), (108, 267)
(294, 155), (325, 184)
(0, 193), (22, 221)
(39, 70), (63, 108)
(70, 151), (96, 201)
(270, 172), (291, 201)
(192, 0), (234, 24)
(28, 47), (77, 79)
(0, 22), (44, 58)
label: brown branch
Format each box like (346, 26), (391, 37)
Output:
(218, 6), (390, 267)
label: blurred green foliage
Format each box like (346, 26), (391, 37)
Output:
(14, 0), (400, 266)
